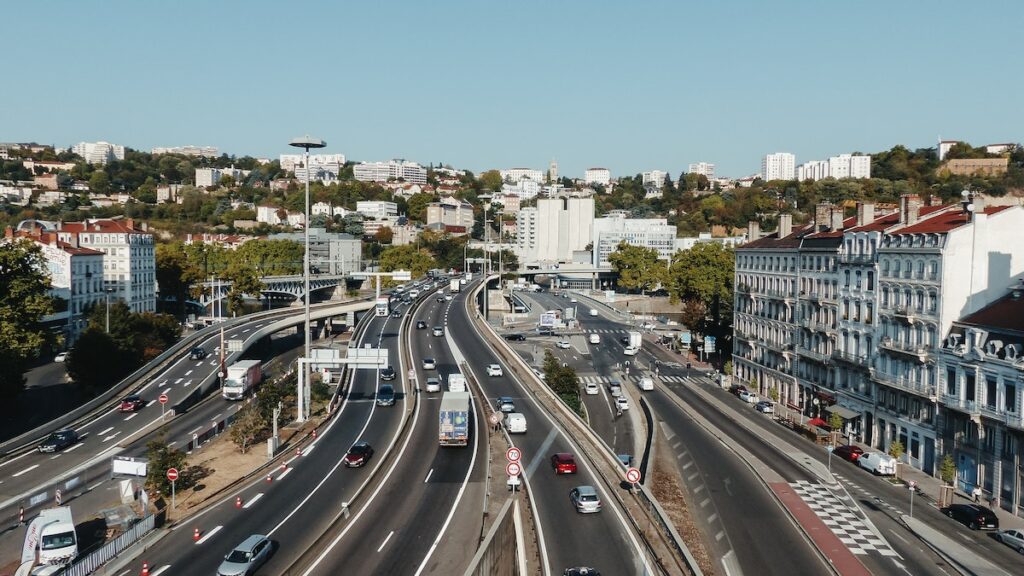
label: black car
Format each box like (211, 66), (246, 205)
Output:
(380, 366), (396, 381)
(504, 333), (527, 341)
(189, 347), (207, 360)
(941, 504), (999, 530)
(376, 384), (396, 406)
(391, 310), (402, 318)
(416, 320), (427, 329)
(436, 296), (445, 303)
(564, 569), (600, 576)
(38, 429), (79, 453)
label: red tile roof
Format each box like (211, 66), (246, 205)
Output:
(959, 291), (1024, 333)
(889, 205), (1011, 235)
(58, 219), (148, 234)
(739, 224), (814, 249)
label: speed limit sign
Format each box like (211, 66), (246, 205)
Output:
(625, 467), (641, 484)
(506, 462), (521, 477)
(506, 447), (522, 463)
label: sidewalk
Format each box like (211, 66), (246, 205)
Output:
(902, 514), (1010, 576)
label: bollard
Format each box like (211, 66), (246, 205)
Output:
(141, 562), (150, 576)
(266, 474), (273, 483)
(296, 447), (302, 457)
(312, 429), (317, 439)
(235, 496), (243, 508)
(18, 507), (24, 526)
(193, 527), (201, 542)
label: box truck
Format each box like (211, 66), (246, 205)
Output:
(439, 391), (471, 446)
(222, 359), (262, 400)
(449, 278), (461, 292)
(447, 372), (467, 392)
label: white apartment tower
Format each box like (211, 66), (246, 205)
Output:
(762, 153), (796, 181)
(584, 168), (611, 187)
(500, 168), (545, 184)
(71, 141), (126, 165)
(641, 170), (669, 187)
(688, 162), (715, 179)
(516, 197), (594, 264)
(592, 214), (677, 267)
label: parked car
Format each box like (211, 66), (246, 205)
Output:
(432, 326), (444, 337)
(551, 453), (578, 474)
(119, 395), (145, 412)
(995, 528), (1024, 553)
(504, 333), (527, 341)
(615, 396), (629, 411)
(584, 382), (600, 395)
(416, 320), (427, 329)
(570, 485), (603, 514)
(380, 366), (396, 381)
(941, 504), (999, 530)
(857, 452), (897, 476)
(54, 352), (68, 363)
(422, 357), (436, 370)
(425, 377), (441, 393)
(344, 442), (374, 467)
(728, 384), (748, 396)
(739, 390), (759, 404)
(754, 400), (774, 414)
(486, 364), (503, 377)
(556, 340), (571, 350)
(376, 384), (396, 406)
(217, 534), (272, 576)
(833, 444), (864, 462)
(496, 397), (516, 413)
(37, 429), (79, 453)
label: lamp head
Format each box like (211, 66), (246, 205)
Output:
(289, 136), (326, 151)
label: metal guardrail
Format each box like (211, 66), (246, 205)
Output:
(57, 513), (157, 576)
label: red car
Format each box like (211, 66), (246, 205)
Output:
(119, 395), (145, 412)
(344, 442), (374, 468)
(834, 444), (863, 462)
(551, 453), (578, 474)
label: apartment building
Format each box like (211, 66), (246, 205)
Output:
(426, 197), (474, 233)
(688, 162), (715, 179)
(355, 201), (398, 220)
(353, 160), (427, 185)
(71, 141), (125, 165)
(267, 228), (361, 275)
(591, 213), (677, 267)
(279, 153), (345, 173)
(499, 168), (545, 184)
(501, 179), (541, 200)
(584, 168), (611, 186)
(492, 193), (521, 215)
(196, 166), (249, 187)
(641, 170), (669, 187)
(152, 145), (218, 157)
(796, 154), (871, 181)
(516, 197), (594, 264)
(762, 153), (796, 181)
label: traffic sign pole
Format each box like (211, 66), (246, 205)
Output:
(159, 393), (169, 418)
(167, 468), (179, 509)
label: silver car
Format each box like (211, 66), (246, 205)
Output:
(217, 534), (272, 576)
(996, 528), (1024, 554)
(570, 485), (602, 514)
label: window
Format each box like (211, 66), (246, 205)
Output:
(986, 377), (997, 409)
(1005, 383), (1016, 412)
(965, 373), (976, 402)
(844, 270), (850, 287)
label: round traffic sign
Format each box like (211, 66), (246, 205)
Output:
(625, 467), (641, 484)
(506, 462), (521, 477)
(506, 447), (522, 462)
(166, 468), (179, 481)
(489, 412), (503, 425)
(159, 393), (169, 405)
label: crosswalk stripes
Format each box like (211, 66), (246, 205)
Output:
(578, 373), (687, 385)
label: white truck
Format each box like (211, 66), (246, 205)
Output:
(34, 506), (78, 565)
(447, 372), (467, 392)
(222, 360), (263, 400)
(624, 330), (643, 356)
(449, 278), (461, 292)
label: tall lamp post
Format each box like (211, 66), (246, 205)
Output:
(104, 287), (116, 333)
(289, 136), (326, 423)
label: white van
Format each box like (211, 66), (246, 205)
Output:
(857, 452), (897, 476)
(506, 413), (527, 434)
(589, 333), (601, 344)
(36, 507), (78, 565)
(639, 377), (654, 391)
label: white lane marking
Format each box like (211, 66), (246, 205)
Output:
(103, 432), (122, 442)
(211, 413), (222, 421)
(49, 454), (61, 460)
(146, 400), (157, 407)
(188, 427), (202, 436)
(162, 388), (171, 395)
(243, 493), (263, 509)
(150, 566), (171, 576)
(195, 525), (222, 544)
(65, 443), (84, 452)
(185, 370), (193, 376)
(377, 530), (394, 552)
(303, 443), (316, 457)
(278, 467), (293, 481)
(98, 427), (114, 436)
(424, 469), (434, 483)
(182, 379), (193, 387)
(174, 378), (183, 385)
(124, 413), (138, 421)
(13, 464), (40, 477)
(707, 513), (718, 523)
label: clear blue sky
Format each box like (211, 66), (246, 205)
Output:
(3, 1), (1021, 179)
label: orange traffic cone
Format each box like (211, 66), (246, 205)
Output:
(235, 496), (242, 508)
(296, 447), (302, 456)
(312, 429), (317, 439)
(193, 527), (201, 541)
(266, 474), (272, 483)
(141, 562), (150, 576)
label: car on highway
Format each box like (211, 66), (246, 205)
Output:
(589, 333), (601, 344)
(445, 294), (453, 301)
(119, 395), (145, 412)
(589, 308), (598, 317)
(551, 453), (578, 474)
(409, 289), (420, 298)
(857, 452), (897, 476)
(391, 309), (402, 318)
(54, 351), (68, 362)
(638, 377), (654, 391)
(380, 366), (396, 381)
(570, 298), (578, 303)
(608, 381), (622, 397)
(584, 382), (599, 395)
(833, 444), (864, 462)
(739, 390), (759, 404)
(376, 384), (396, 406)
(564, 568), (600, 576)
(344, 442), (374, 468)
(37, 429), (79, 453)
(436, 296), (445, 303)
(623, 345), (639, 356)
(422, 357), (436, 370)
(217, 534), (272, 576)
(486, 364), (503, 377)
(615, 396), (629, 411)
(425, 377), (441, 393)
(432, 326), (444, 337)
(416, 320), (427, 329)
(570, 485), (602, 514)
(556, 340), (571, 350)
(941, 504), (999, 530)
(504, 333), (527, 341)
(995, 528), (1024, 553)
(496, 397), (516, 413)
(188, 347), (207, 360)
(754, 400), (774, 414)
(506, 413), (527, 433)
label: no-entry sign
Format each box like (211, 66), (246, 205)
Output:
(159, 393), (169, 405)
(166, 468), (179, 482)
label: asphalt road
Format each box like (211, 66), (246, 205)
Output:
(455, 286), (651, 575)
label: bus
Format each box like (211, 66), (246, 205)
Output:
(375, 296), (390, 317)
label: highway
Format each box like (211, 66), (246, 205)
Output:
(454, 284), (653, 575)
(128, 304), (408, 574)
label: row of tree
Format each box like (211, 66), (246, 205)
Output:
(0, 241), (54, 402)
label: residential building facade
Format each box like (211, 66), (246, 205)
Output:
(426, 197), (474, 233)
(499, 168), (545, 184)
(353, 160), (427, 185)
(584, 168), (611, 186)
(355, 201), (398, 220)
(516, 197), (594, 264)
(267, 228), (361, 275)
(797, 154), (872, 181)
(641, 170), (668, 187)
(762, 153), (796, 181)
(71, 141), (125, 165)
(591, 214), (677, 267)
(688, 162), (715, 179)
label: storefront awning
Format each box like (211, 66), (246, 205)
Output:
(825, 405), (860, 420)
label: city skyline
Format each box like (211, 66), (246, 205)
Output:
(3, 1), (1022, 178)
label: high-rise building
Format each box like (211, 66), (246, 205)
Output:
(515, 197), (594, 264)
(426, 197), (474, 233)
(641, 170), (669, 187)
(151, 145), (219, 157)
(584, 168), (611, 186)
(267, 228), (361, 275)
(796, 154), (871, 181)
(353, 160), (427, 185)
(548, 160), (558, 183)
(688, 162), (715, 179)
(591, 213), (677, 267)
(71, 141), (126, 165)
(196, 166), (249, 187)
(762, 153), (796, 181)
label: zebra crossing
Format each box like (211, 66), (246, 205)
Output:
(582, 328), (629, 334)
(578, 374), (688, 385)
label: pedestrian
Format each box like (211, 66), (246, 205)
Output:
(989, 495), (997, 509)
(972, 485), (982, 502)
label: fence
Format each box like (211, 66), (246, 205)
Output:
(56, 513), (157, 576)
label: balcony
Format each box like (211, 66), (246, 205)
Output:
(871, 371), (937, 399)
(797, 346), (832, 366)
(892, 305), (917, 324)
(758, 338), (795, 356)
(878, 337), (930, 362)
(942, 395), (1023, 427)
(762, 289), (796, 301)
(839, 253), (876, 265)
(832, 350), (871, 370)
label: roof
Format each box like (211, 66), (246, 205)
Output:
(888, 205), (1011, 235)
(958, 290), (1024, 334)
(738, 223), (814, 250)
(58, 219), (148, 234)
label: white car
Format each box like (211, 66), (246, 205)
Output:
(425, 377), (441, 393)
(589, 308), (598, 317)
(422, 357), (437, 370)
(445, 294), (453, 301)
(615, 396), (629, 411)
(584, 382), (600, 395)
(556, 340), (571, 350)
(857, 452), (897, 476)
(589, 333), (601, 344)
(532, 368), (546, 381)
(623, 345), (640, 356)
(486, 364), (503, 377)
(996, 528), (1024, 554)
(638, 377), (654, 391)
(570, 298), (578, 303)
(739, 391), (759, 404)
(54, 352), (68, 363)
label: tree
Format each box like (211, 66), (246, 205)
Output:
(406, 193), (436, 223)
(379, 245), (436, 280)
(89, 171), (111, 195)
(66, 328), (129, 394)
(608, 242), (666, 294)
(667, 242), (735, 334)
(679, 299), (708, 336)
(828, 410), (844, 446)
(888, 439), (906, 480)
(478, 170), (503, 191)
(0, 240), (54, 402)
(145, 435), (188, 496)
(156, 242), (204, 318)
(375, 226), (394, 244)
(723, 361), (733, 376)
(230, 406), (266, 453)
(223, 263), (263, 316)
(939, 454), (956, 486)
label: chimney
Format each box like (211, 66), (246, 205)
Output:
(778, 213), (793, 237)
(830, 207), (844, 232)
(899, 194), (922, 225)
(815, 203), (832, 232)
(747, 220), (760, 241)
(856, 202), (875, 226)
(125, 218), (134, 230)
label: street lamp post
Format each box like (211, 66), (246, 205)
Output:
(289, 136), (326, 423)
(104, 288), (115, 333)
